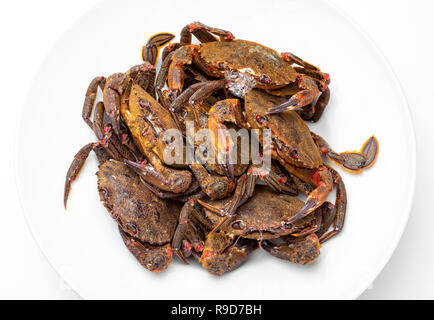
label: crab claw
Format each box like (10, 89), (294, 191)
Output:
(267, 90), (315, 115)
(286, 182), (329, 225)
(124, 159), (192, 194)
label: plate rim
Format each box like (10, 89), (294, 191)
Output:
(14, 0), (417, 300)
(324, 0), (417, 299)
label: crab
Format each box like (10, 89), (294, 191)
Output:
(196, 186), (327, 275)
(64, 91), (143, 208)
(120, 84), (193, 194)
(205, 89), (377, 224)
(82, 32), (175, 137)
(65, 32), (194, 205)
(97, 160), (177, 273)
(154, 22), (330, 124)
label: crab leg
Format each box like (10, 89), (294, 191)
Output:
(64, 124), (115, 209)
(154, 50), (185, 128)
(312, 133), (379, 172)
(257, 163), (299, 196)
(316, 167), (347, 243)
(278, 162), (334, 225)
(64, 142), (95, 209)
(118, 227), (172, 273)
(91, 101), (105, 139)
(92, 101), (137, 161)
(172, 200), (209, 264)
(124, 155), (192, 194)
(190, 163), (235, 200)
(141, 32), (175, 66)
(294, 66), (330, 84)
(200, 234), (258, 276)
(93, 102), (135, 162)
(162, 45), (196, 99)
(281, 52), (320, 71)
(262, 233), (321, 265)
(267, 75), (328, 115)
(198, 170), (257, 236)
(297, 87), (330, 122)
(156, 50), (176, 100)
(139, 177), (200, 200)
(123, 63), (157, 99)
(180, 21), (234, 44)
(360, 136), (379, 169)
(170, 82), (207, 112)
(103, 78), (123, 137)
(162, 42), (184, 62)
(107, 132), (136, 161)
(82, 76), (106, 129)
(291, 205), (324, 238)
(207, 98), (246, 180)
(201, 174), (248, 236)
(177, 79), (228, 129)
(290, 174), (314, 197)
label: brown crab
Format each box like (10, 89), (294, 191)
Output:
(196, 186), (327, 275)
(207, 89), (377, 224)
(65, 33), (194, 203)
(82, 32), (175, 137)
(120, 84), (193, 194)
(156, 22), (330, 123)
(97, 160), (178, 273)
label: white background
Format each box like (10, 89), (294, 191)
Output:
(0, 0), (432, 299)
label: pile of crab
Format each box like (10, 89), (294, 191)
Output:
(64, 22), (378, 276)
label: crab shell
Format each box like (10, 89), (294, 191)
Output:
(203, 186), (319, 240)
(120, 84), (184, 167)
(244, 89), (323, 169)
(198, 39), (298, 89)
(97, 160), (177, 245)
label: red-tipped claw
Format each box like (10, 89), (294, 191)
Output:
(285, 182), (329, 225)
(267, 90), (315, 115)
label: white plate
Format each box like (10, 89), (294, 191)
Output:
(16, 0), (416, 299)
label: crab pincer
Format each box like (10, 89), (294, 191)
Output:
(64, 125), (114, 209)
(266, 76), (328, 115)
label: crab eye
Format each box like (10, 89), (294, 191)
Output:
(216, 62), (225, 70)
(290, 148), (299, 159)
(319, 82), (328, 91)
(255, 115), (266, 124)
(259, 74), (271, 84)
(231, 221), (245, 230)
(100, 188), (109, 198)
(125, 222), (138, 235)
